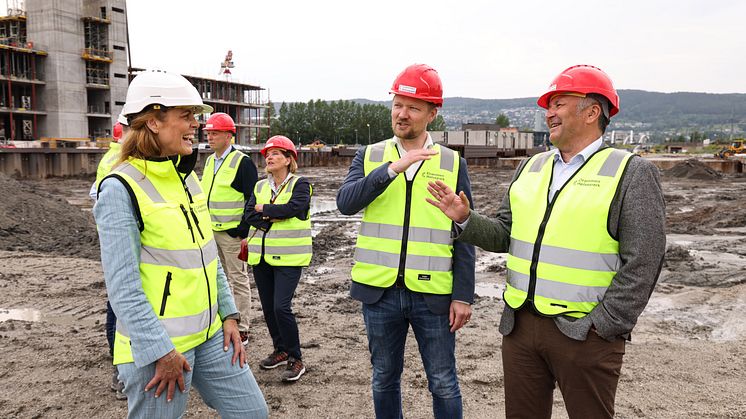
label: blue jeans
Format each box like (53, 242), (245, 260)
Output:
(363, 288), (462, 419)
(117, 328), (268, 418)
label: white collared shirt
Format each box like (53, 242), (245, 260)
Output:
(549, 137), (604, 201)
(386, 133), (434, 181)
(267, 172), (293, 198)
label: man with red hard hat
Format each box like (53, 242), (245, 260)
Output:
(428, 65), (665, 418)
(200, 112), (258, 345)
(337, 64), (475, 418)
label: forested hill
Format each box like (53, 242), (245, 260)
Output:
(348, 90), (746, 136)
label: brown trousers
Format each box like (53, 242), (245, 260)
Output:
(502, 308), (625, 419)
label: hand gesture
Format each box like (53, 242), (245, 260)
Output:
(145, 349), (191, 402)
(426, 180), (471, 223)
(389, 148), (438, 174)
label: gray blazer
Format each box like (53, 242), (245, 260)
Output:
(459, 149), (666, 341)
(337, 144), (476, 315)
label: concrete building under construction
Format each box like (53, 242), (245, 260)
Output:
(0, 0), (270, 146)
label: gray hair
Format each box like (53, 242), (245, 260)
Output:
(576, 94), (610, 134)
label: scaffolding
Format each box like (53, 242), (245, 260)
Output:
(82, 17), (111, 62)
(85, 61), (108, 85)
(0, 15), (27, 48)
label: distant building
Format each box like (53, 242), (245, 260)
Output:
(2, 0), (269, 144)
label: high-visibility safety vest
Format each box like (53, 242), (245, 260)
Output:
(247, 175), (312, 267)
(95, 142), (121, 188)
(351, 139), (458, 295)
(107, 158), (221, 365)
(504, 147), (633, 318)
(201, 149), (247, 231)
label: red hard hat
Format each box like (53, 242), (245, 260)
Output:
(204, 112), (236, 133)
(112, 122), (123, 141)
(261, 135), (297, 160)
(537, 65), (620, 117)
(389, 64), (444, 107)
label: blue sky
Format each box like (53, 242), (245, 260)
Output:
(122, 1), (745, 102)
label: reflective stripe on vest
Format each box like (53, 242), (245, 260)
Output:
(247, 175), (313, 267)
(95, 142), (122, 187)
(504, 147), (632, 318)
(109, 158), (221, 365)
(201, 150), (247, 231)
(351, 139), (458, 294)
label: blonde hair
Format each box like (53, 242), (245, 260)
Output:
(117, 108), (167, 164)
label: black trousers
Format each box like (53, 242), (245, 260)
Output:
(252, 260), (303, 360)
(106, 300), (117, 357)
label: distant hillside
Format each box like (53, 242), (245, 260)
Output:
(275, 90), (746, 140)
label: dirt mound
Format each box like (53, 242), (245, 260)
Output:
(665, 159), (723, 180)
(0, 173), (99, 259)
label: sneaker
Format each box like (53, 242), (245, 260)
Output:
(110, 366), (126, 400)
(239, 331), (249, 346)
(110, 366), (122, 392)
(114, 385), (127, 401)
(281, 358), (306, 382)
(259, 350), (289, 369)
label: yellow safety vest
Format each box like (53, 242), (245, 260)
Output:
(351, 139), (458, 295)
(201, 149), (247, 231)
(95, 142), (121, 188)
(108, 158), (222, 365)
(247, 175), (313, 267)
(504, 147), (633, 318)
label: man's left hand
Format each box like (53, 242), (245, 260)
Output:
(449, 301), (472, 332)
(222, 319), (246, 367)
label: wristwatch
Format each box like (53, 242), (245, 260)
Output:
(223, 312), (241, 324)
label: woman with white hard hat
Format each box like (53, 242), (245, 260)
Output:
(94, 70), (268, 418)
(242, 135), (312, 382)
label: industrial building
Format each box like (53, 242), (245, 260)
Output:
(0, 0), (270, 146)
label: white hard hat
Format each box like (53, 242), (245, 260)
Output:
(117, 113), (129, 126)
(121, 70), (213, 117)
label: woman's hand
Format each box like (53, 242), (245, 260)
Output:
(145, 349), (191, 402)
(254, 204), (264, 212)
(222, 319), (246, 367)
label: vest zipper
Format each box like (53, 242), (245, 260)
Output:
(176, 167), (213, 342)
(206, 154), (223, 209)
(527, 197), (557, 304)
(189, 208), (206, 240)
(180, 204), (195, 243)
(526, 152), (600, 311)
(159, 272), (172, 316)
(396, 179), (414, 287)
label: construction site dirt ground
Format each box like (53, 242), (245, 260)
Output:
(1, 160), (746, 418)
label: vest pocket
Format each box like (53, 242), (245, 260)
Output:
(159, 272), (173, 316)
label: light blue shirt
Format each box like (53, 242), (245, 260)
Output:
(549, 137), (604, 201)
(94, 176), (237, 367)
(212, 146), (232, 174)
(457, 137), (604, 230)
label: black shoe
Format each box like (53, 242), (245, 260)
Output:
(281, 358), (306, 382)
(259, 350), (289, 369)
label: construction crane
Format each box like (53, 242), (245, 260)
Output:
(219, 50), (234, 81)
(7, 0), (25, 16)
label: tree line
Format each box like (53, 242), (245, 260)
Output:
(270, 100), (446, 145)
